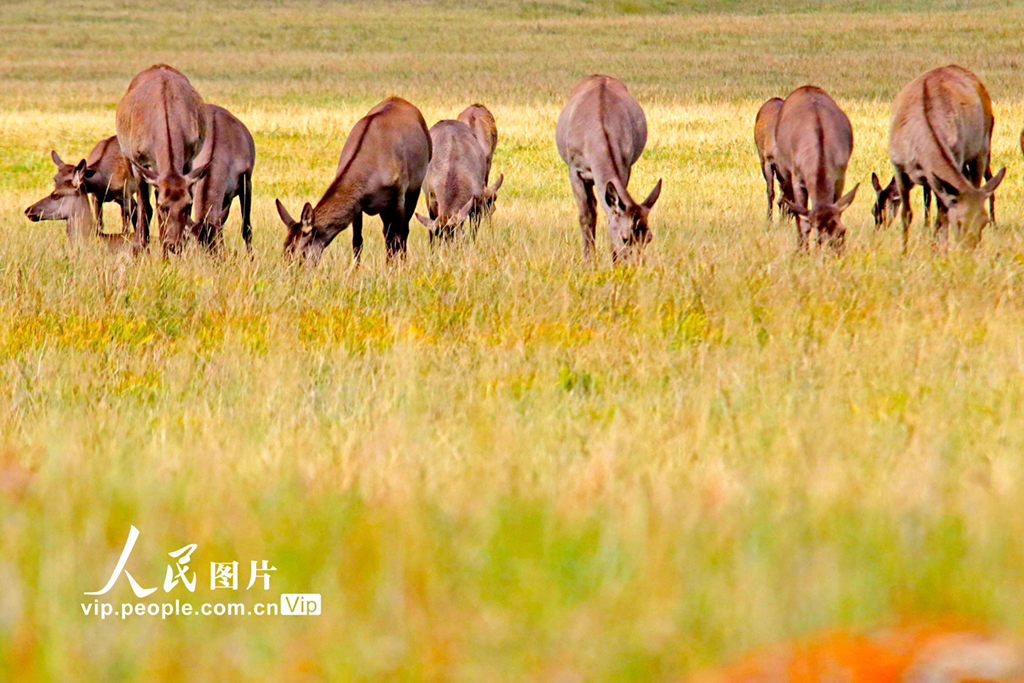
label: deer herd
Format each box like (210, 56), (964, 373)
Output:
(22, 63), (1017, 264)
(758, 64), (1007, 254)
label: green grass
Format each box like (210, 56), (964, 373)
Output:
(3, 2), (1024, 682)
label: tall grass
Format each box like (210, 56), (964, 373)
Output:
(3, 2), (1024, 682)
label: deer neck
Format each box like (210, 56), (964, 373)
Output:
(313, 180), (360, 237)
(66, 194), (96, 240)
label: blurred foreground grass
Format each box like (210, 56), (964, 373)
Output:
(3, 2), (1024, 682)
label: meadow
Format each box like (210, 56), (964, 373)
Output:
(4, 1), (1024, 681)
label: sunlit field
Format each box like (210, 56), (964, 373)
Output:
(4, 1), (1024, 681)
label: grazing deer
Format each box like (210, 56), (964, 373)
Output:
(689, 623), (1023, 683)
(189, 104), (256, 252)
(50, 137), (140, 233)
(871, 172), (900, 229)
(556, 75), (662, 262)
(415, 119), (503, 242)
(754, 97), (785, 220)
(116, 64), (208, 254)
(773, 85), (858, 253)
(872, 172), (933, 231)
(24, 159), (136, 253)
(889, 65), (1003, 250)
(275, 97), (431, 264)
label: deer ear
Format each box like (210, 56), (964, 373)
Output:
(275, 198), (297, 228)
(486, 173), (504, 198)
(185, 161), (210, 185)
(642, 179), (663, 210)
(130, 159), (158, 184)
(836, 183), (859, 212)
(871, 172), (882, 192)
(51, 150), (65, 168)
(300, 202), (314, 233)
(605, 182), (625, 213)
(71, 159), (88, 188)
(453, 198), (475, 225)
(415, 213), (434, 229)
(930, 176), (959, 205)
(983, 167), (1006, 195)
(782, 198), (809, 216)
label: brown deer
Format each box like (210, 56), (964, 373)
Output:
(555, 75), (662, 262)
(115, 65), (208, 254)
(275, 97), (431, 264)
(889, 65), (1003, 250)
(24, 159), (136, 253)
(870, 173), (900, 229)
(49, 137), (140, 233)
(754, 97), (785, 220)
(871, 173), (933, 231)
(189, 104), (256, 252)
(773, 85), (858, 253)
(415, 119), (503, 242)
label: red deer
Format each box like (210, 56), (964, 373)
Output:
(25, 160), (95, 242)
(115, 65), (208, 254)
(24, 159), (136, 252)
(873, 172), (933, 230)
(189, 104), (256, 252)
(275, 97), (431, 264)
(555, 75), (662, 262)
(414, 119), (503, 242)
(871, 172), (901, 229)
(889, 65), (1003, 250)
(688, 623), (1023, 683)
(774, 85), (858, 253)
(754, 97), (785, 220)
(49, 137), (140, 233)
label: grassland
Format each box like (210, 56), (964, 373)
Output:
(4, 1), (1024, 682)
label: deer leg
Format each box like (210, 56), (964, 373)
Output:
(381, 210), (397, 262)
(352, 211), (363, 263)
(469, 207), (482, 241)
(240, 172), (253, 253)
(762, 159), (775, 221)
(894, 171), (914, 254)
(794, 184), (810, 251)
(570, 173), (597, 259)
(933, 192), (950, 249)
(212, 194), (233, 253)
(982, 159), (996, 225)
(92, 195), (104, 233)
(775, 168), (795, 221)
(382, 191), (414, 263)
(922, 183), (931, 230)
(400, 189), (417, 257)
(120, 200), (131, 235)
(135, 181), (152, 248)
